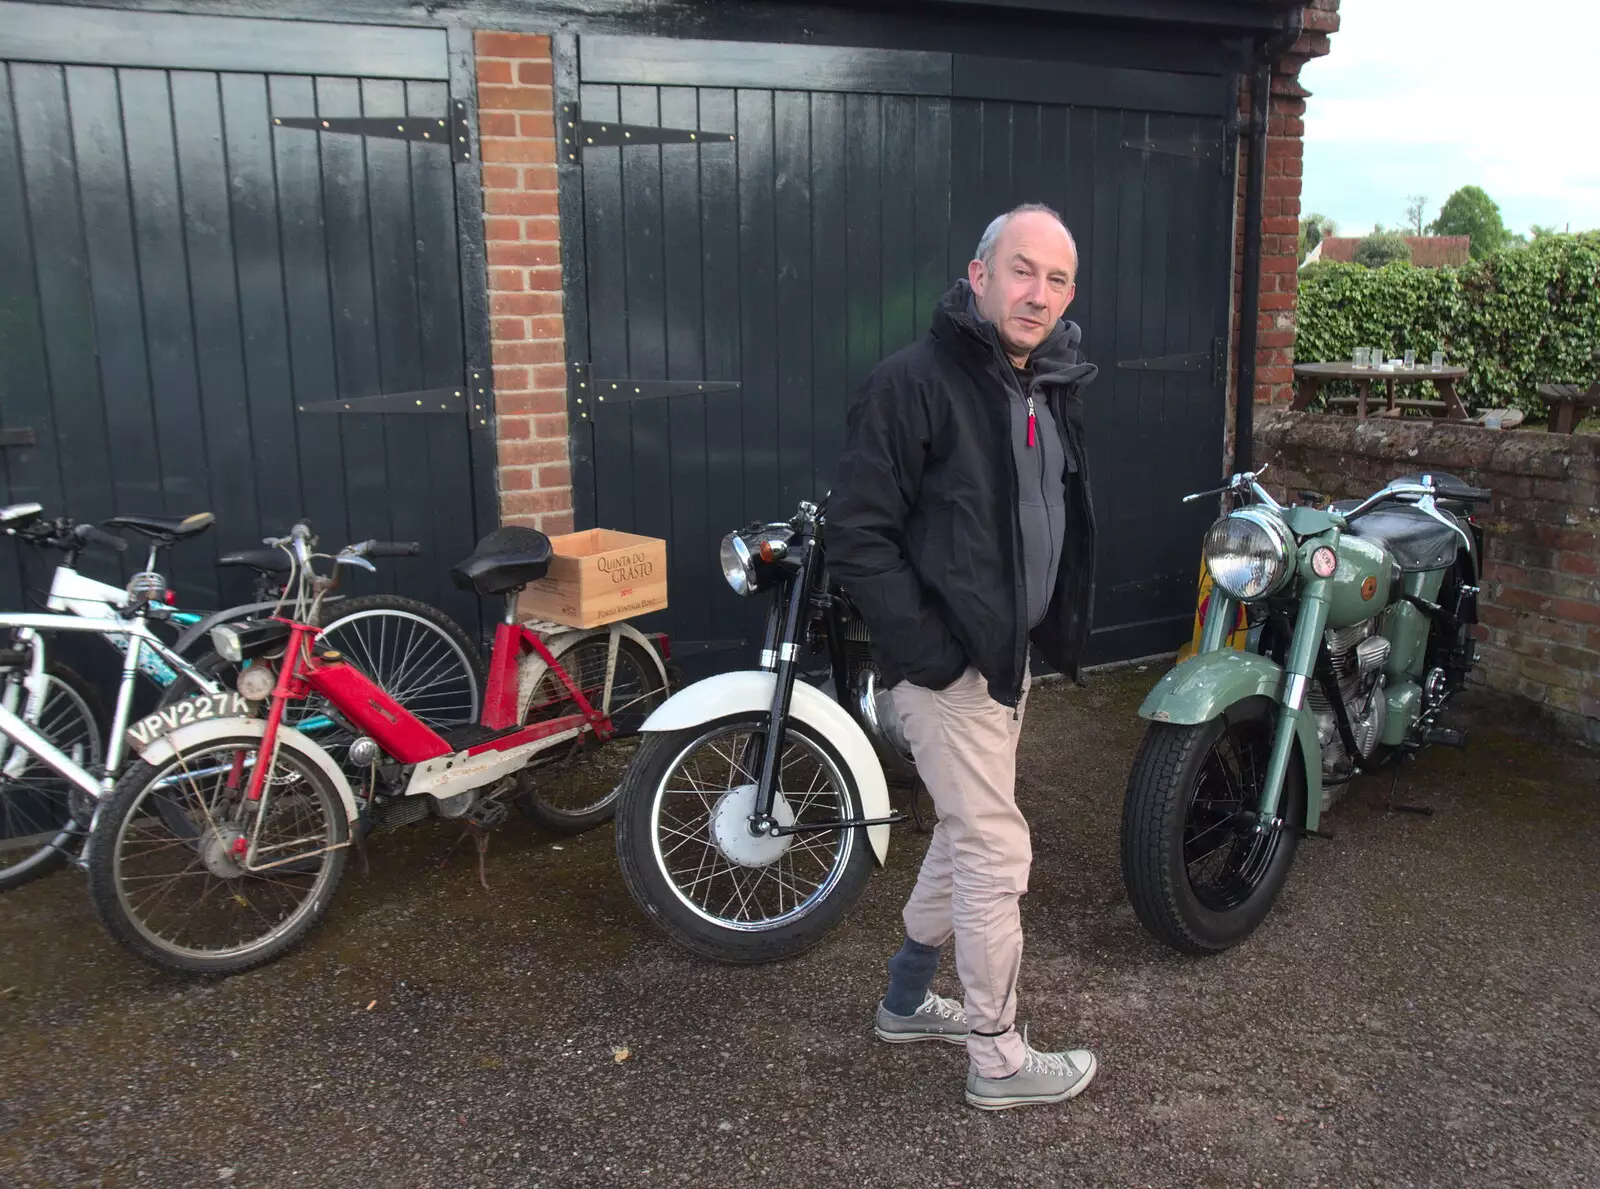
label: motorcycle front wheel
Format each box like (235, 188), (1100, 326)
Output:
(614, 715), (874, 964)
(1120, 696), (1303, 954)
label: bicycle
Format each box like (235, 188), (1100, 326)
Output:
(0, 507), (222, 890)
(0, 505), (486, 889)
(80, 522), (667, 974)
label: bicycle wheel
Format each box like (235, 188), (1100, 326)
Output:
(513, 634), (667, 834)
(163, 595), (485, 768)
(87, 734), (348, 975)
(0, 663), (104, 892)
(306, 595), (485, 760)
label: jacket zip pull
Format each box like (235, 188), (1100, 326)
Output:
(1026, 396), (1037, 448)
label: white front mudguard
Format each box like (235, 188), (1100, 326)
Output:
(639, 671), (893, 865)
(133, 719), (361, 825)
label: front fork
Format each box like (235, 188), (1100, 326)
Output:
(1199, 574), (1330, 827)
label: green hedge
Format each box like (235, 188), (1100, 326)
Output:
(1296, 233), (1600, 414)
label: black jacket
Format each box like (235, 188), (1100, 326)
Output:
(827, 281), (1099, 708)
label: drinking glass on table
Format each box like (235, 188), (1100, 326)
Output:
(1352, 346), (1370, 368)
(1430, 350), (1445, 371)
(1404, 349), (1416, 370)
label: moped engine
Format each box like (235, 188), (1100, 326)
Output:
(1310, 620), (1390, 798)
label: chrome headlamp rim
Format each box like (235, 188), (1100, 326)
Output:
(719, 531), (759, 597)
(1204, 507), (1295, 602)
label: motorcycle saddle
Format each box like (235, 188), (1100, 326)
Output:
(1335, 504), (1464, 572)
(450, 525), (552, 596)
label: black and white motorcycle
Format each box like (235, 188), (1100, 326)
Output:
(612, 498), (918, 964)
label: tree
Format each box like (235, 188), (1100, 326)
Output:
(1404, 195), (1428, 236)
(1298, 212), (1338, 263)
(1353, 233), (1413, 268)
(1428, 185), (1510, 259)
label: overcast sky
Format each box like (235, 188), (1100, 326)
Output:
(1299, 0), (1600, 237)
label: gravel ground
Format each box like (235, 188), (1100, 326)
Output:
(1, 664), (1596, 1189)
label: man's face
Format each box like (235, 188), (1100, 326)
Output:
(968, 211), (1078, 365)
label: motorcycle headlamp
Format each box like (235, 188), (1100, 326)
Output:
(719, 527), (794, 597)
(1203, 509), (1294, 602)
(719, 532), (759, 596)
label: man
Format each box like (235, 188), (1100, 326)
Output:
(828, 204), (1099, 1111)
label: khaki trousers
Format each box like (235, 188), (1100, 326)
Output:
(891, 664), (1031, 1077)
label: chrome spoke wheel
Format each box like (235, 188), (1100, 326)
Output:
(650, 724), (855, 931)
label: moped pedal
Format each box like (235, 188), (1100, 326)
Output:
(1421, 726), (1466, 748)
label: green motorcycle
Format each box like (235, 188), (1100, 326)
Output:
(1121, 466), (1490, 953)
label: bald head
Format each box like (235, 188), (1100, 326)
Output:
(969, 205), (1079, 368)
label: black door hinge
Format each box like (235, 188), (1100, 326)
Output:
(567, 362), (740, 419)
(559, 103), (734, 164)
(1116, 338), (1228, 389)
(273, 100), (474, 164)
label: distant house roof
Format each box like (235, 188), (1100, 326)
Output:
(1316, 236), (1472, 268)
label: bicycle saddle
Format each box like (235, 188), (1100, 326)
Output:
(103, 512), (216, 542)
(450, 526), (552, 596)
(218, 547), (292, 576)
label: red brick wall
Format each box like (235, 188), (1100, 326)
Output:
(1257, 409), (1600, 745)
(1229, 0), (1340, 453)
(474, 31), (573, 535)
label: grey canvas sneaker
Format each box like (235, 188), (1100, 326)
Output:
(965, 1029), (1097, 1110)
(873, 991), (970, 1045)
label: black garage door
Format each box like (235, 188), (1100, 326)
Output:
(560, 35), (1235, 670)
(0, 5), (493, 635)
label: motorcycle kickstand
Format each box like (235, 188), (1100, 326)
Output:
(438, 821), (494, 890)
(1386, 752), (1434, 817)
(439, 787), (511, 890)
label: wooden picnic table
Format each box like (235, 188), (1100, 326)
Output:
(1292, 361), (1470, 421)
(1537, 347), (1600, 433)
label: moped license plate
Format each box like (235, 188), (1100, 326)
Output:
(125, 691), (252, 750)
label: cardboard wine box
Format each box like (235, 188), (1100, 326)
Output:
(516, 528), (668, 629)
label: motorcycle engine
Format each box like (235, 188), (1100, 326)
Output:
(1310, 619), (1390, 792)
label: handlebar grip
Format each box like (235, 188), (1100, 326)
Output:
(76, 523), (128, 552)
(1458, 486), (1493, 503)
(365, 540), (422, 558)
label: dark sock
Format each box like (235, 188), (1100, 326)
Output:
(883, 935), (941, 1016)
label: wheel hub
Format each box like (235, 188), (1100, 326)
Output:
(708, 784), (795, 867)
(198, 825), (247, 878)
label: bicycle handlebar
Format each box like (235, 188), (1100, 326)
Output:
(74, 523), (128, 553)
(362, 540), (422, 558)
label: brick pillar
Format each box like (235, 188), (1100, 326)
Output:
(1232, 0), (1340, 417)
(474, 31), (573, 535)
